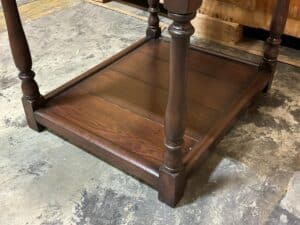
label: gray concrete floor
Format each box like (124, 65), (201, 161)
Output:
(0, 1), (299, 225)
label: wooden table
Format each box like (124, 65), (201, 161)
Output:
(1, 0), (290, 207)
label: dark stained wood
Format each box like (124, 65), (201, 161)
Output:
(164, 0), (203, 14)
(35, 95), (198, 188)
(35, 106), (161, 188)
(111, 46), (254, 111)
(146, 0), (161, 38)
(158, 0), (202, 206)
(1, 0), (44, 131)
(66, 68), (221, 140)
(158, 11), (197, 207)
(44, 37), (149, 100)
(260, 0), (290, 91)
(37, 85), (198, 170)
(184, 71), (270, 173)
(3, 0), (290, 208)
(139, 40), (258, 86)
(34, 39), (270, 206)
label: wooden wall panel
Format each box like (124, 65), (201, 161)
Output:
(200, 0), (300, 38)
(255, 0), (299, 19)
(218, 0), (256, 10)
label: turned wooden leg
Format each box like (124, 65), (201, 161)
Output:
(260, 0), (290, 92)
(1, 0), (44, 131)
(158, 12), (196, 207)
(146, 0), (161, 38)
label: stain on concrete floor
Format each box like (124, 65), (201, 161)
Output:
(0, 1), (299, 225)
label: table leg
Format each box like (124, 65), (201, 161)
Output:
(1, 0), (44, 131)
(159, 12), (196, 207)
(146, 0), (161, 38)
(260, 0), (290, 92)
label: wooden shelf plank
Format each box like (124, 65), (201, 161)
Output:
(34, 38), (270, 188)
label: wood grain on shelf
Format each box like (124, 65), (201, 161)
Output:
(34, 39), (268, 188)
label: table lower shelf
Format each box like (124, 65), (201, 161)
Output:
(34, 37), (270, 188)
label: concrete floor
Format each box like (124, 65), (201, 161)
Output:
(0, 1), (299, 225)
